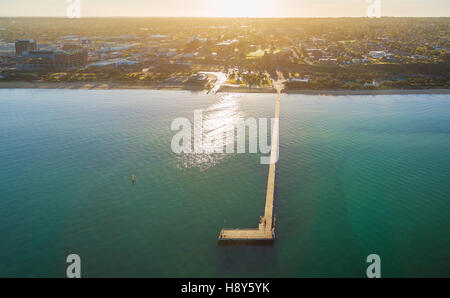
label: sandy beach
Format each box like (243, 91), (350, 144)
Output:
(0, 81), (191, 91)
(282, 88), (450, 96)
(0, 81), (449, 95)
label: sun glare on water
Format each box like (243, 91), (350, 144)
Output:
(208, 0), (274, 17)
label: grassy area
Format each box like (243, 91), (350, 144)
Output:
(246, 49), (266, 59)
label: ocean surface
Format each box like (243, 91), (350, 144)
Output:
(0, 89), (449, 277)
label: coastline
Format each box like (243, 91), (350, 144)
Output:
(0, 81), (190, 91)
(283, 88), (450, 96)
(0, 81), (449, 95)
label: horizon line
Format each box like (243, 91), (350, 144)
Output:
(0, 16), (449, 19)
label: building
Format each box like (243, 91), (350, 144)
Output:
(369, 51), (387, 59)
(318, 58), (338, 64)
(308, 49), (324, 58)
(288, 78), (309, 83)
(54, 49), (88, 67)
(149, 34), (169, 40)
(17, 50), (54, 71)
(15, 39), (37, 56)
(115, 60), (138, 68)
(189, 36), (207, 43)
(62, 44), (84, 51)
(0, 42), (15, 57)
(17, 49), (88, 71)
(364, 80), (381, 88)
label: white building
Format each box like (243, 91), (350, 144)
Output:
(364, 80), (381, 88)
(289, 78), (309, 83)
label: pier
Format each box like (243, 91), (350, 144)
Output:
(218, 81), (283, 244)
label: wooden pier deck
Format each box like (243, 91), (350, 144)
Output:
(218, 83), (282, 243)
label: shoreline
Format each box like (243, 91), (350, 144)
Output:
(0, 81), (449, 95)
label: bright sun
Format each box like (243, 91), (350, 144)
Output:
(209, 0), (273, 17)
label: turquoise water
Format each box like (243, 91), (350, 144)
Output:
(0, 89), (449, 277)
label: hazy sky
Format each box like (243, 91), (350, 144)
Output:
(0, 0), (449, 17)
